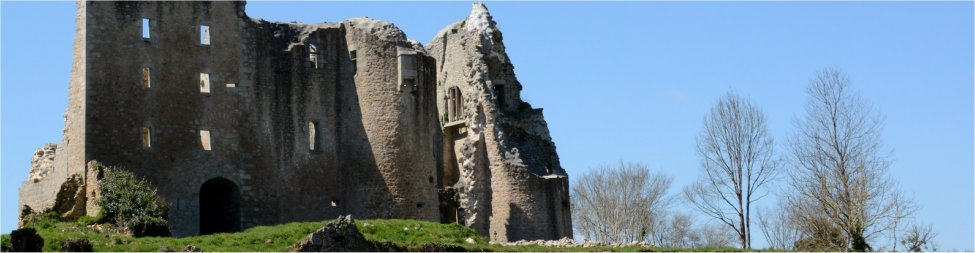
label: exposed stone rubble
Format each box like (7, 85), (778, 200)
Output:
(17, 206), (33, 228)
(183, 245), (203, 252)
(158, 244), (203, 252)
(60, 238), (94, 252)
(291, 215), (369, 252)
(344, 17), (406, 41)
(51, 174), (87, 219)
(492, 237), (656, 248)
(28, 144), (57, 183)
(19, 160), (104, 227)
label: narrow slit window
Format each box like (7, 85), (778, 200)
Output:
(142, 18), (151, 39)
(226, 83), (236, 88)
(308, 44), (319, 69)
(199, 130), (211, 151)
(350, 50), (357, 74)
(200, 25), (210, 45)
(142, 67), (151, 88)
(142, 127), (152, 148)
(495, 85), (506, 110)
(309, 121), (321, 151)
(199, 73), (210, 93)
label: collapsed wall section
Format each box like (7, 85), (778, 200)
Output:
(426, 3), (572, 242)
(18, 0), (88, 219)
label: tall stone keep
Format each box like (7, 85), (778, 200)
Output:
(427, 3), (572, 241)
(19, 1), (571, 241)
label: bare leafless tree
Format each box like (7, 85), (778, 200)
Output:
(757, 206), (802, 250)
(786, 69), (916, 251)
(699, 222), (738, 249)
(657, 212), (700, 248)
(647, 210), (670, 246)
(901, 223), (938, 252)
(650, 212), (736, 249)
(571, 161), (673, 243)
(684, 91), (778, 250)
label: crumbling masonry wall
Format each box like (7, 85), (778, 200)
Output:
(19, 1), (569, 241)
(19, 0), (88, 220)
(426, 3), (573, 241)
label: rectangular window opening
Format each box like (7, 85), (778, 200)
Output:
(199, 130), (212, 151)
(397, 51), (417, 92)
(226, 83), (237, 88)
(142, 18), (151, 39)
(142, 67), (151, 88)
(398, 53), (418, 91)
(309, 44), (319, 69)
(199, 73), (211, 93)
(200, 25), (210, 45)
(448, 87), (463, 122)
(309, 121), (321, 151)
(142, 127), (152, 148)
(350, 50), (357, 74)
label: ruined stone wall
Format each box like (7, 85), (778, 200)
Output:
(43, 1), (443, 236)
(338, 18), (440, 221)
(21, 0), (566, 241)
(18, 1), (88, 217)
(427, 19), (495, 236)
(426, 3), (573, 242)
(242, 20), (345, 230)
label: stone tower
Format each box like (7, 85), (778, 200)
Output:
(20, 1), (570, 242)
(427, 3), (572, 241)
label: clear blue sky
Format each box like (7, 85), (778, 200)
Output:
(2, 1), (972, 250)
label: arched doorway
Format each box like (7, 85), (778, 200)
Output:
(199, 177), (240, 235)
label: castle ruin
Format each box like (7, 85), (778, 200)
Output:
(19, 1), (571, 241)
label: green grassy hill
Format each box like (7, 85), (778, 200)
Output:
(1, 214), (737, 252)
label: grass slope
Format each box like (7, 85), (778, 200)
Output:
(1, 215), (739, 252)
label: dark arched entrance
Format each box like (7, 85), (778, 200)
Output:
(199, 177), (240, 235)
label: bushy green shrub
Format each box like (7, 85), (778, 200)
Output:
(1, 234), (12, 251)
(97, 167), (170, 237)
